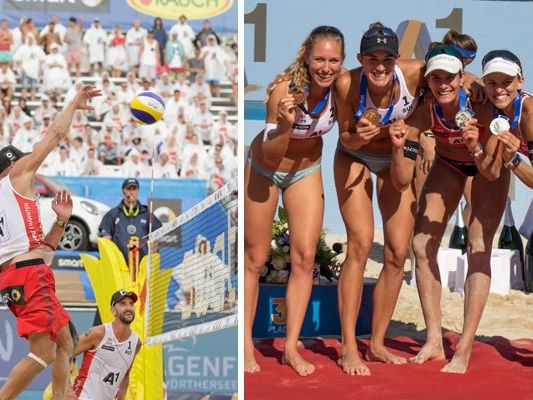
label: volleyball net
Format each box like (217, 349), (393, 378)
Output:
(145, 178), (238, 345)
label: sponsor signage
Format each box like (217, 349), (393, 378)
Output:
(163, 327), (237, 394)
(127, 0), (233, 20)
(4, 0), (110, 12)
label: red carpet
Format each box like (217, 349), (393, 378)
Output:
(245, 333), (533, 400)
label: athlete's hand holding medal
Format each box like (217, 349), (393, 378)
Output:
(460, 117), (481, 153)
(277, 83), (307, 125)
(495, 129), (521, 163)
(355, 108), (381, 146)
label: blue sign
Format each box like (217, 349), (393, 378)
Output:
(53, 176), (207, 218)
(0, 308), (96, 392)
(163, 327), (237, 395)
(253, 280), (375, 338)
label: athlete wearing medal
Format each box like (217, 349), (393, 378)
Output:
(244, 26), (346, 376)
(333, 22), (426, 376)
(481, 50), (533, 188)
(393, 44), (509, 374)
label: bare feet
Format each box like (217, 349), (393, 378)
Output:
(337, 349), (370, 375)
(244, 343), (261, 373)
(409, 341), (445, 364)
(366, 344), (407, 365)
(441, 352), (469, 374)
(282, 349), (315, 377)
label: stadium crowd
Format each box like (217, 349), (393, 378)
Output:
(0, 15), (238, 191)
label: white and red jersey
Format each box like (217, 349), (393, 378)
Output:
(0, 176), (44, 265)
(73, 323), (139, 400)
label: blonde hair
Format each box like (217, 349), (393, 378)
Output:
(265, 26), (344, 103)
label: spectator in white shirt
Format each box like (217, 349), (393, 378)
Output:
(13, 33), (45, 101)
(70, 136), (88, 168)
(156, 72), (175, 100)
(189, 73), (212, 106)
(69, 109), (88, 140)
(139, 30), (160, 81)
(210, 110), (236, 152)
(126, 19), (147, 73)
(0, 61), (15, 99)
(116, 80), (135, 106)
(7, 105), (25, 141)
(153, 151), (178, 178)
(33, 94), (57, 127)
(200, 35), (229, 97)
(83, 18), (107, 76)
(51, 146), (79, 176)
(121, 148), (146, 177)
(106, 24), (128, 77)
(81, 146), (104, 176)
(191, 101), (213, 144)
(42, 43), (70, 97)
(164, 89), (187, 122)
(103, 102), (129, 132)
(11, 115), (36, 152)
(169, 15), (195, 58)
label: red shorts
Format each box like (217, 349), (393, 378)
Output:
(0, 259), (70, 341)
(65, 50), (81, 65)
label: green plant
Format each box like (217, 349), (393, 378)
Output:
(262, 206), (341, 284)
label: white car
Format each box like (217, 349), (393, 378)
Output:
(37, 175), (110, 251)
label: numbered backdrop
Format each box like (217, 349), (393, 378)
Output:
(244, 0), (533, 233)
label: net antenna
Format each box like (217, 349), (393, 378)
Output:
(145, 178), (237, 345)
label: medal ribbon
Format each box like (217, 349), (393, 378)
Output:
(354, 72), (398, 125)
(492, 90), (522, 129)
(288, 82), (330, 118)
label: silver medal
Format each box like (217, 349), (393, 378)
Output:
(454, 109), (473, 129)
(490, 117), (510, 135)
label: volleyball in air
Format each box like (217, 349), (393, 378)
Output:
(129, 91), (165, 125)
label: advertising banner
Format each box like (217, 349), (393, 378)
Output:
(163, 326), (237, 394)
(1, 0), (236, 32)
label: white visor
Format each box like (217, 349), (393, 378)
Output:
(482, 57), (522, 78)
(424, 54), (463, 77)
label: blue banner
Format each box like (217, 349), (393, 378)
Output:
(163, 327), (237, 395)
(52, 177), (207, 218)
(252, 281), (375, 338)
(0, 0), (237, 32)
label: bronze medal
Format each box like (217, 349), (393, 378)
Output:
(361, 108), (381, 125)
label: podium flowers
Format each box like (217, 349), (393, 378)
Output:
(260, 207), (341, 284)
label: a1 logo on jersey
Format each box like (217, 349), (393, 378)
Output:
(103, 372), (120, 386)
(125, 341), (132, 355)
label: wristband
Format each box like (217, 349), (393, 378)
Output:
(504, 152), (522, 170)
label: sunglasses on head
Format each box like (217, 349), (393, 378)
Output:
(425, 45), (462, 62)
(363, 26), (397, 39)
(482, 50), (521, 69)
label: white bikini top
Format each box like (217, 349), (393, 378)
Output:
(359, 65), (418, 123)
(263, 87), (336, 142)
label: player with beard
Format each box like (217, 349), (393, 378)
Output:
(72, 290), (141, 400)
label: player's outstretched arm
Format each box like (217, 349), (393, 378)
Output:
(12, 85), (101, 185)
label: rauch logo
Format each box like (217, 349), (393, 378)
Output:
(127, 0), (233, 20)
